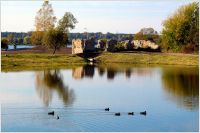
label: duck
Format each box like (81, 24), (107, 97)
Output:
(57, 115), (59, 120)
(105, 108), (110, 111)
(140, 111), (147, 115)
(128, 112), (134, 115)
(48, 111), (54, 115)
(115, 112), (121, 116)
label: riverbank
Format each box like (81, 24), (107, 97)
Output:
(1, 52), (198, 71)
(1, 54), (86, 71)
(96, 52), (199, 65)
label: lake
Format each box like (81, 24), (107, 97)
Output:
(0, 64), (199, 132)
(5, 45), (70, 50)
(7, 45), (35, 50)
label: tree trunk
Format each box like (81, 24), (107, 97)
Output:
(53, 48), (56, 55)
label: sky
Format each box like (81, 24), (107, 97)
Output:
(1, 0), (197, 34)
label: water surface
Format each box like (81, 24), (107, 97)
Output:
(0, 64), (198, 132)
(7, 44), (34, 50)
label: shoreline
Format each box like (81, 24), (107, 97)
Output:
(1, 52), (198, 72)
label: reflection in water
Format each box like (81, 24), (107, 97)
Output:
(71, 64), (199, 110)
(162, 67), (199, 110)
(72, 65), (94, 79)
(98, 67), (106, 77)
(35, 70), (75, 107)
(125, 69), (132, 78)
(72, 67), (84, 80)
(107, 69), (115, 80)
(72, 64), (153, 80)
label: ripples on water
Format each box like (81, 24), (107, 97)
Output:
(0, 64), (199, 131)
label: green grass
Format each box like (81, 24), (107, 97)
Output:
(96, 52), (199, 66)
(1, 54), (86, 72)
(1, 52), (198, 72)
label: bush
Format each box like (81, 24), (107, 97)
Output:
(31, 31), (44, 45)
(115, 42), (125, 51)
(1, 38), (8, 50)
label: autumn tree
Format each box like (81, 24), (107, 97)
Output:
(35, 0), (56, 31)
(162, 2), (199, 53)
(31, 31), (44, 45)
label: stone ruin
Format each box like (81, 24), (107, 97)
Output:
(72, 39), (83, 54)
(72, 38), (160, 54)
(96, 40), (107, 51)
(132, 40), (159, 50)
(72, 38), (96, 54)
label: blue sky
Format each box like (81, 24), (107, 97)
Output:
(1, 0), (197, 33)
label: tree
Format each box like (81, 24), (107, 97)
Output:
(24, 36), (31, 45)
(42, 28), (67, 54)
(134, 32), (160, 44)
(162, 2), (199, 52)
(35, 0), (56, 31)
(57, 12), (78, 32)
(18, 38), (24, 45)
(42, 11), (77, 54)
(7, 34), (14, 44)
(31, 31), (44, 45)
(13, 38), (19, 45)
(1, 38), (8, 50)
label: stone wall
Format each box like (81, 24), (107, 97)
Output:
(72, 38), (159, 54)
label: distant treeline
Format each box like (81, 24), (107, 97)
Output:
(1, 32), (31, 39)
(1, 32), (134, 42)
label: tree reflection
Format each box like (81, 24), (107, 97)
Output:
(35, 70), (75, 107)
(162, 67), (199, 110)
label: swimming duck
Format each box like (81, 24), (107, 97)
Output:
(48, 111), (54, 115)
(128, 112), (134, 115)
(140, 111), (147, 115)
(105, 108), (110, 111)
(115, 112), (121, 116)
(57, 115), (59, 120)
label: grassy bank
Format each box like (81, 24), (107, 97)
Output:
(96, 52), (199, 66)
(1, 52), (198, 71)
(1, 54), (86, 72)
